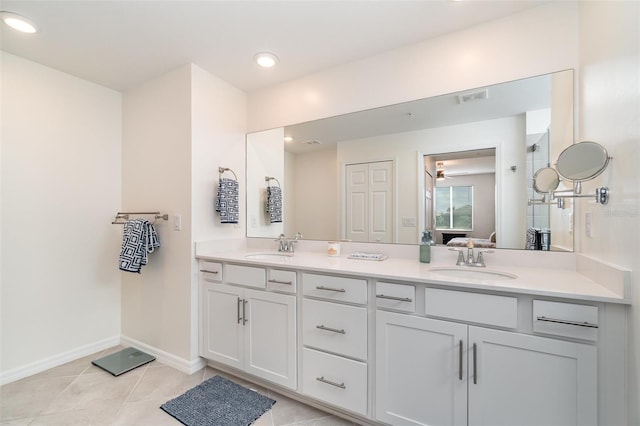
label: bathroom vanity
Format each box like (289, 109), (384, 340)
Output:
(196, 241), (629, 426)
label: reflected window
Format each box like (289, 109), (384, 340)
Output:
(435, 186), (473, 230)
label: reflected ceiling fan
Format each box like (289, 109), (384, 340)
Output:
(436, 161), (469, 180)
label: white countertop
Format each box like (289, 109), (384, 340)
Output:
(195, 240), (630, 304)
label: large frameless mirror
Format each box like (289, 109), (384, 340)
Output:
(246, 70), (575, 251)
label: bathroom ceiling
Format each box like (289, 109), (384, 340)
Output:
(0, 1), (547, 93)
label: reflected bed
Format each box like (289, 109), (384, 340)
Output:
(446, 237), (496, 249)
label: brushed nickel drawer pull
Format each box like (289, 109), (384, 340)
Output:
(459, 339), (463, 381)
(242, 299), (248, 325)
(316, 325), (346, 335)
(536, 316), (599, 328)
(376, 294), (413, 302)
(268, 279), (293, 285)
(200, 269), (219, 274)
(315, 285), (346, 293)
(237, 297), (242, 324)
(473, 343), (477, 385)
(316, 376), (346, 389)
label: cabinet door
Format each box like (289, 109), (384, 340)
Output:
(468, 326), (597, 426)
(376, 311), (467, 426)
(201, 283), (243, 369)
(244, 289), (297, 389)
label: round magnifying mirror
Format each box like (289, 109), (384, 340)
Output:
(533, 167), (560, 193)
(556, 141), (610, 182)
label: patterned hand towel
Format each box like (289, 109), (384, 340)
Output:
(119, 219), (161, 273)
(266, 186), (282, 223)
(525, 227), (539, 250)
(215, 178), (239, 224)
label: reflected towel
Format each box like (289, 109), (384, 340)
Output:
(119, 219), (160, 273)
(525, 227), (538, 250)
(266, 186), (282, 223)
(215, 178), (239, 224)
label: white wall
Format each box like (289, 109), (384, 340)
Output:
(121, 65), (193, 361)
(1, 52), (122, 381)
(191, 64), (247, 360)
(550, 70), (575, 250)
(577, 2), (640, 424)
(247, 1), (578, 132)
(191, 64), (247, 244)
(121, 64), (247, 366)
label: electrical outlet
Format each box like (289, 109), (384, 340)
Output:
(585, 211), (592, 238)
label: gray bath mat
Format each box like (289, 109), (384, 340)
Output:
(160, 375), (276, 426)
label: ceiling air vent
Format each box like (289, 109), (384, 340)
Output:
(457, 89), (489, 104)
(303, 140), (322, 145)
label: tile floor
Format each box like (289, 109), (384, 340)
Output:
(1, 346), (358, 426)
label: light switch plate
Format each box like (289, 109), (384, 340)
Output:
(401, 217), (416, 227)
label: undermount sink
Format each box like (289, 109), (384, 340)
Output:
(430, 267), (517, 281)
(244, 252), (294, 260)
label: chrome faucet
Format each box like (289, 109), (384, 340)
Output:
(449, 247), (493, 267)
(275, 232), (303, 253)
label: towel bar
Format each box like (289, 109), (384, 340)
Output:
(112, 211), (169, 224)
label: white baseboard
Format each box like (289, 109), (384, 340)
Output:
(120, 335), (206, 375)
(0, 335), (120, 385)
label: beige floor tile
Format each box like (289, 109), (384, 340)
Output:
(0, 417), (35, 425)
(253, 409), (275, 426)
(112, 398), (183, 426)
(0, 376), (74, 421)
(30, 405), (117, 426)
(271, 394), (332, 426)
(21, 353), (97, 382)
(42, 369), (143, 415)
(2, 353), (340, 426)
(126, 365), (202, 403)
(287, 415), (357, 426)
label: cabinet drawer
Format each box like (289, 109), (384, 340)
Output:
(425, 288), (517, 329)
(375, 282), (415, 313)
(225, 264), (266, 289)
(533, 300), (598, 341)
(200, 261), (223, 282)
(302, 273), (367, 304)
(303, 299), (367, 360)
(302, 348), (367, 416)
(267, 269), (297, 293)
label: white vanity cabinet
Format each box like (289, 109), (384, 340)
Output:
(376, 289), (598, 426)
(200, 267), (297, 389)
(301, 272), (369, 416)
(196, 252), (625, 426)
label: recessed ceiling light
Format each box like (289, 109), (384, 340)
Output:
(1, 12), (37, 33)
(284, 136), (293, 143)
(254, 52), (279, 68)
